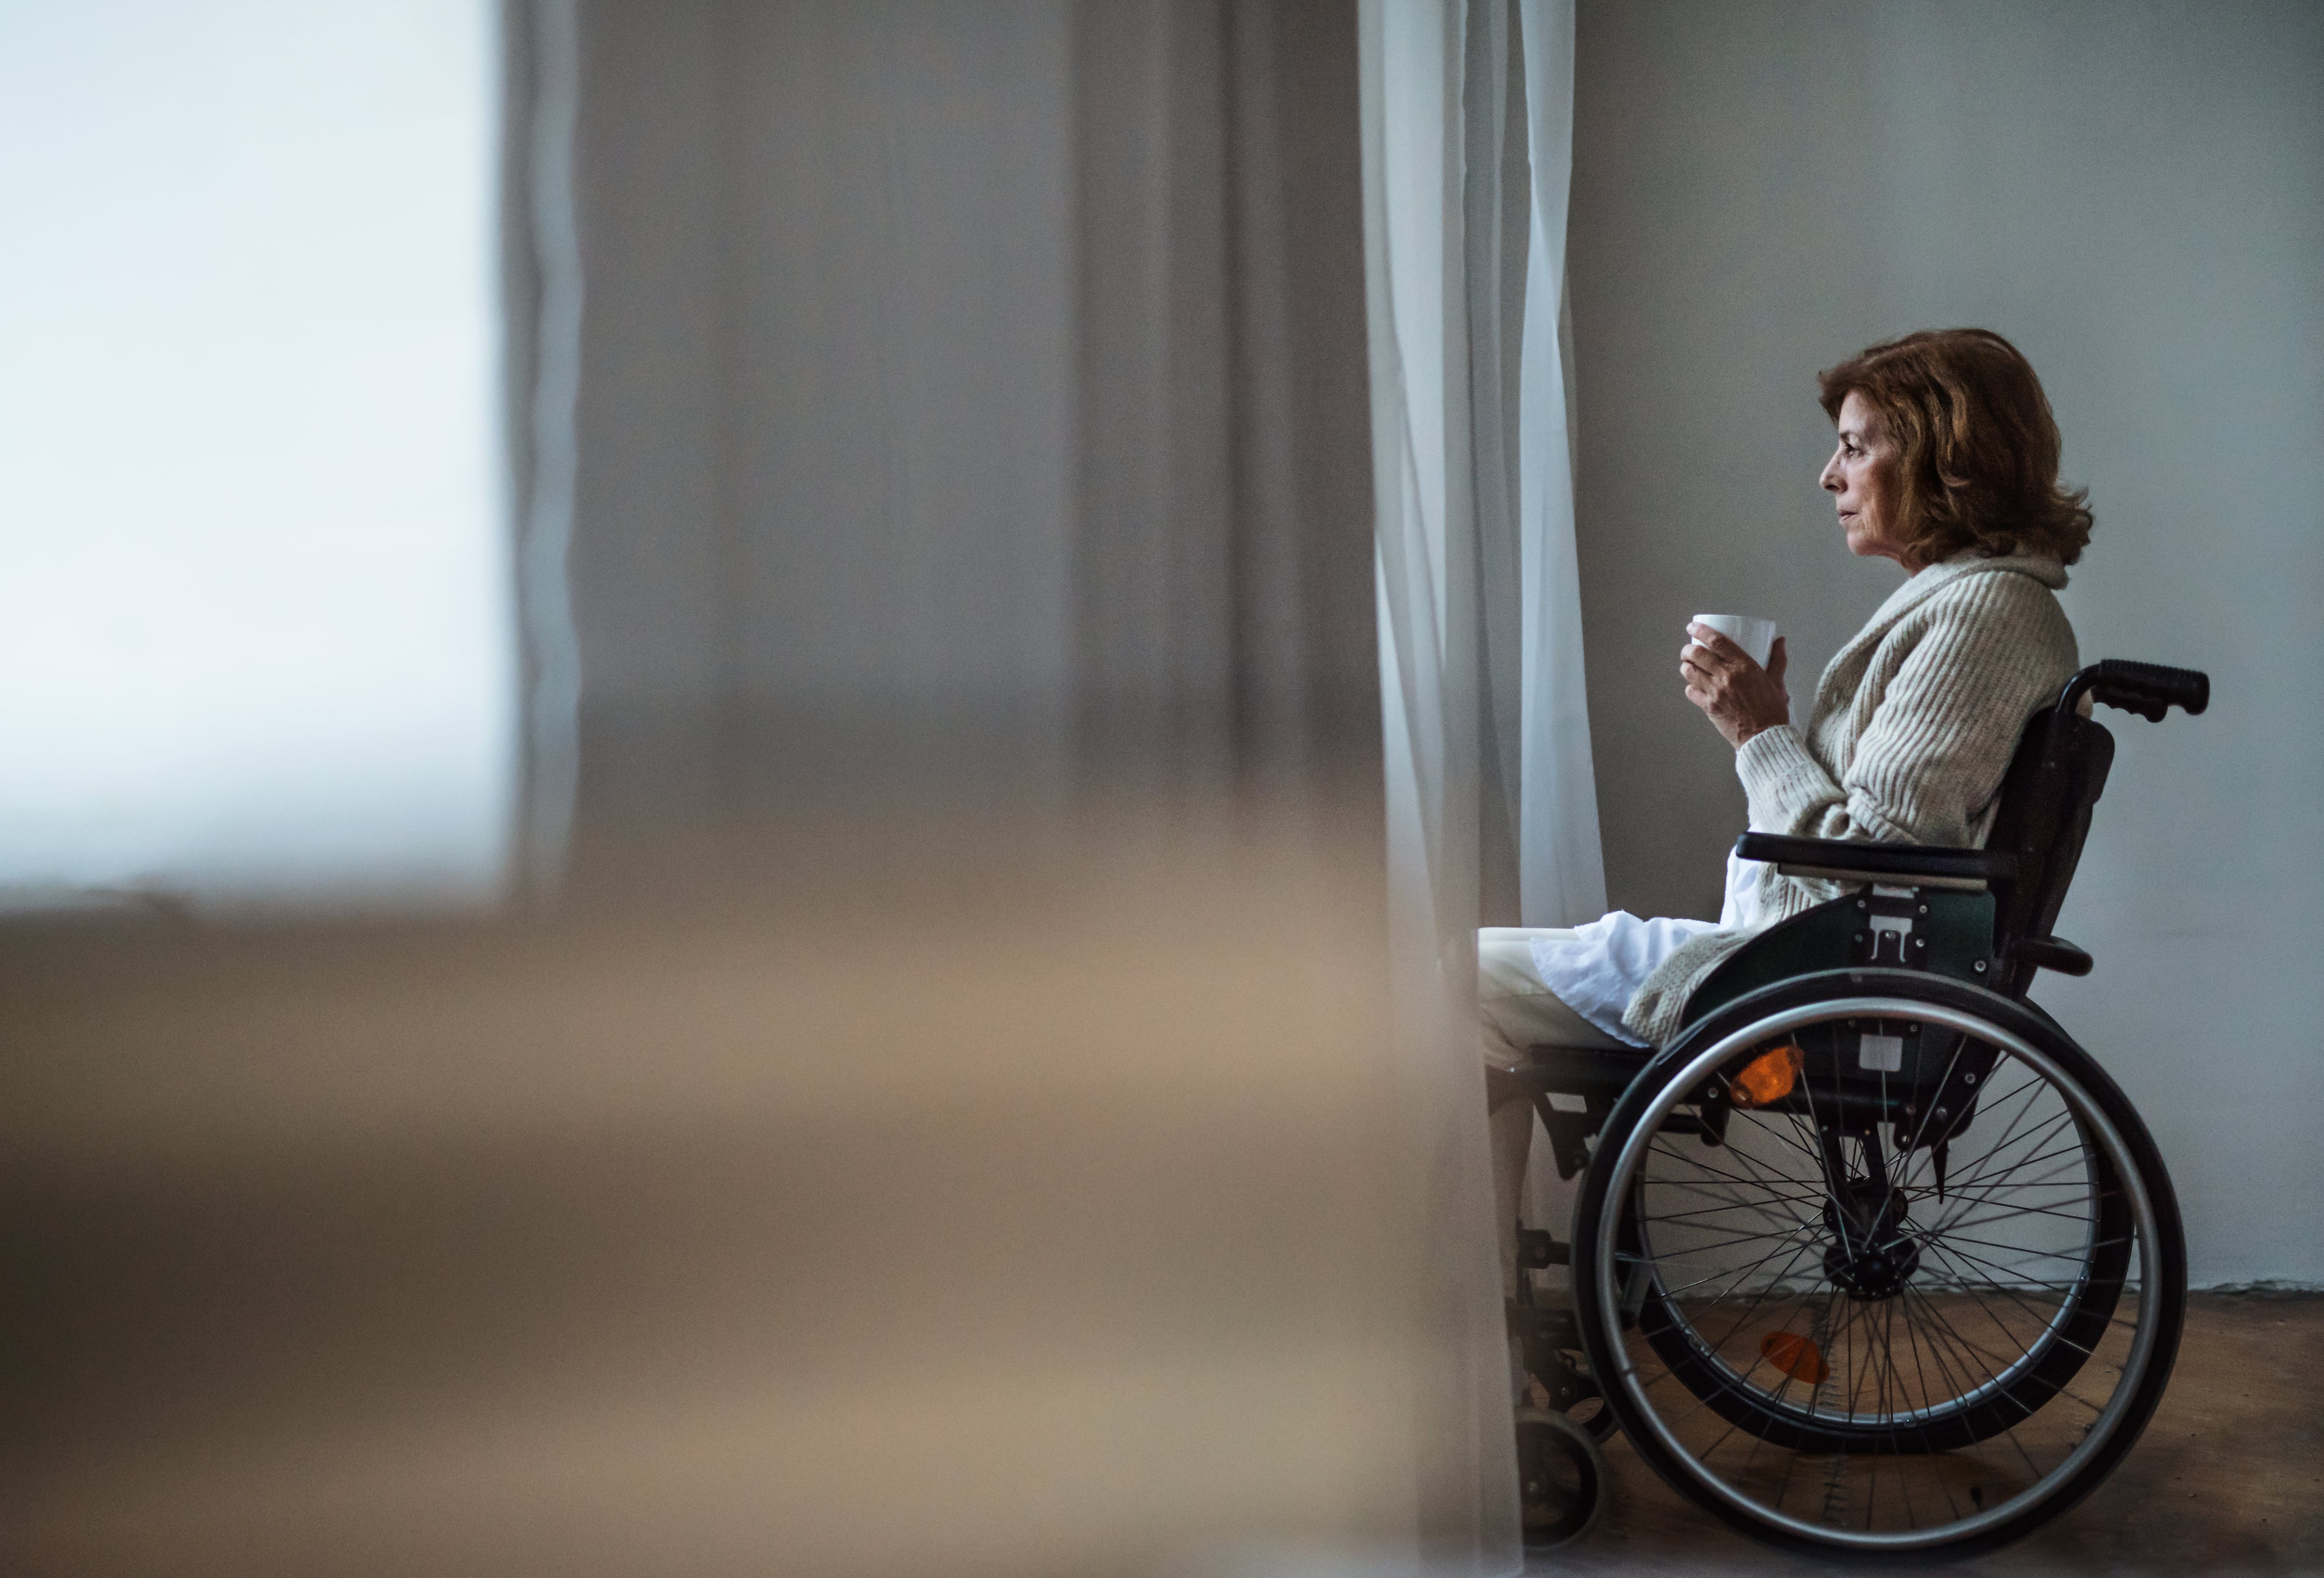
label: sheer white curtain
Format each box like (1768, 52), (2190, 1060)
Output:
(1512, 0), (1604, 930)
(1360, 0), (1596, 1571)
(1361, 7), (1505, 1570)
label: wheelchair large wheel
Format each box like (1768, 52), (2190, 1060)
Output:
(1570, 970), (2184, 1561)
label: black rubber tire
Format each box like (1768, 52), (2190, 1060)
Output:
(1570, 969), (2186, 1563)
(1515, 1406), (1605, 1549)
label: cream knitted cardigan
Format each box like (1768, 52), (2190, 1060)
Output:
(1621, 552), (2080, 1047)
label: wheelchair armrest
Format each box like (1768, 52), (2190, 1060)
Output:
(1734, 833), (2015, 892)
(2010, 935), (2093, 977)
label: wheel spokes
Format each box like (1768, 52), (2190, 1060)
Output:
(1592, 998), (2168, 1550)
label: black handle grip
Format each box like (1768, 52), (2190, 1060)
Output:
(2013, 935), (2094, 977)
(2073, 660), (2209, 722)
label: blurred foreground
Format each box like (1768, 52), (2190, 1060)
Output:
(2, 783), (1428, 1577)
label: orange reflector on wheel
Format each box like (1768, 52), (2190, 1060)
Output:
(1730, 1043), (1802, 1108)
(1760, 1331), (1829, 1385)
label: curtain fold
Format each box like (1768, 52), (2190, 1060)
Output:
(1512, 0), (1604, 929)
(507, 0), (586, 899)
(1465, 0), (1526, 930)
(1071, 0), (1378, 791)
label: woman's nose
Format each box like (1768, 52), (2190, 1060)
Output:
(1819, 457), (1842, 491)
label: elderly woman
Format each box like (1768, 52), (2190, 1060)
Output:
(1481, 328), (2094, 1283)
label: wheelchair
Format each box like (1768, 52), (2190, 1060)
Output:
(1488, 658), (2210, 1560)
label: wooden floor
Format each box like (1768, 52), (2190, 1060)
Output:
(1549, 1292), (2324, 1575)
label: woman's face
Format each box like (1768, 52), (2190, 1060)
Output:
(1821, 391), (1907, 564)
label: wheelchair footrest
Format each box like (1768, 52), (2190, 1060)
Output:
(1507, 1300), (1601, 1422)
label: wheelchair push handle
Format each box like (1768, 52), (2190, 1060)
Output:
(2061, 660), (2209, 723)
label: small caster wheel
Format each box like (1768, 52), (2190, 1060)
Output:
(1515, 1406), (1604, 1550)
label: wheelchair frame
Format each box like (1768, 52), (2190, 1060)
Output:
(1491, 659), (2209, 1558)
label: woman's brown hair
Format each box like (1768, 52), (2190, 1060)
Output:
(1818, 329), (2093, 569)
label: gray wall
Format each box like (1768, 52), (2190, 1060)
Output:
(1567, 0), (2324, 1283)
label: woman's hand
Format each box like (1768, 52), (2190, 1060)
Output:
(1681, 623), (1790, 749)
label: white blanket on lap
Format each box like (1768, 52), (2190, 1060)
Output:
(1530, 845), (1765, 1047)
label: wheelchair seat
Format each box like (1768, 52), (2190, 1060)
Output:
(1495, 659), (2208, 1559)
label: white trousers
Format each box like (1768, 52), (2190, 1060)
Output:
(1477, 928), (1628, 1294)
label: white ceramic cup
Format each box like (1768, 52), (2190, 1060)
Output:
(1692, 613), (1778, 669)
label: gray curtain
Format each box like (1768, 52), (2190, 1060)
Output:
(1075, 0), (1378, 786)
(545, 0), (1377, 846)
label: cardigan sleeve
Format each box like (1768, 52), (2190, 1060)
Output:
(1732, 724), (1839, 829)
(1736, 572), (2078, 849)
